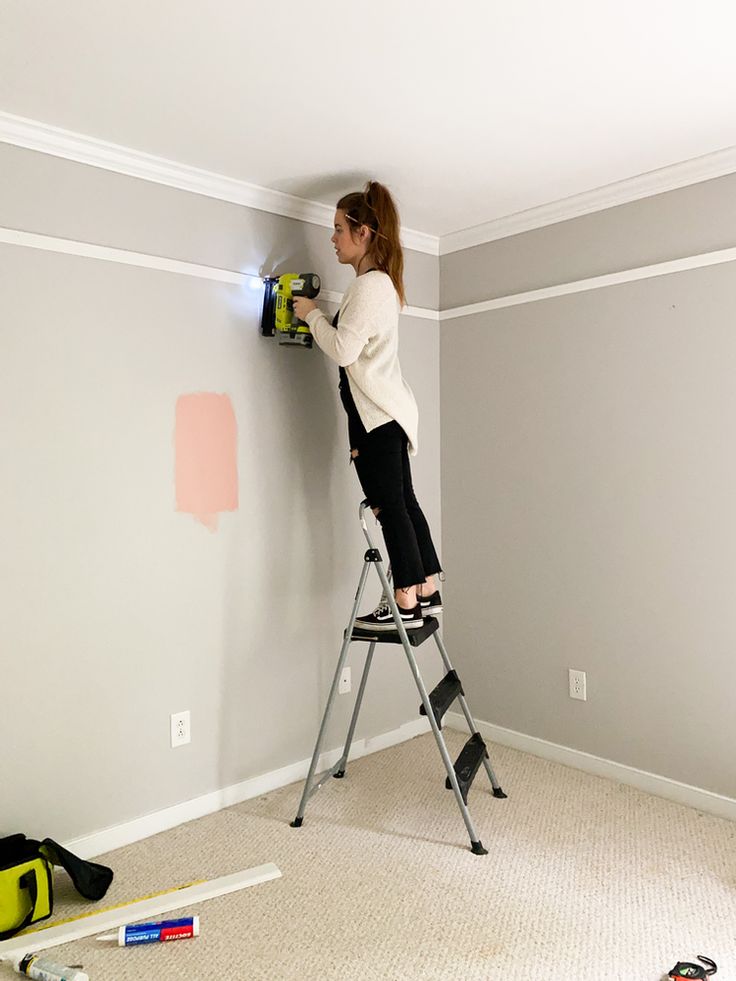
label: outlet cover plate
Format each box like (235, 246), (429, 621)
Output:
(568, 670), (587, 701)
(171, 710), (191, 747)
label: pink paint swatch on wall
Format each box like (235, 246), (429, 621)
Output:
(175, 393), (239, 531)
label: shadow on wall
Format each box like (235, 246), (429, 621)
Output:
(217, 214), (349, 784)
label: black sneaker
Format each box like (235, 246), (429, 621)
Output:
(354, 599), (424, 632)
(418, 590), (443, 615)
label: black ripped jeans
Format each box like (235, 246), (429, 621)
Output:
(349, 420), (443, 591)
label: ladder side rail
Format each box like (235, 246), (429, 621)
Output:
(335, 642), (376, 776)
(292, 559), (372, 825)
(370, 556), (486, 851)
(433, 631), (504, 795)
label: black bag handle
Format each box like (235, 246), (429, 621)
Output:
(0, 868), (38, 941)
(0, 833), (113, 941)
(39, 839), (113, 901)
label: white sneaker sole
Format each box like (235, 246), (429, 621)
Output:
(354, 618), (423, 632)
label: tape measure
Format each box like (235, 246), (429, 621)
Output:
(669, 955), (718, 979)
(18, 879), (208, 936)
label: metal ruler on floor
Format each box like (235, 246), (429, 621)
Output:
(0, 864), (282, 958)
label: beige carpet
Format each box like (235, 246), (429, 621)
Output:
(19, 730), (736, 980)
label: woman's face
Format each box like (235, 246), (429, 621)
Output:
(331, 209), (368, 266)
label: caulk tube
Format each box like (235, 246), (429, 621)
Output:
(6, 953), (89, 981)
(97, 915), (199, 946)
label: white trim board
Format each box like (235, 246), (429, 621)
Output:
(445, 713), (736, 824)
(4, 225), (736, 323)
(0, 110), (439, 256)
(438, 245), (736, 320)
(0, 227), (437, 321)
(0, 865), (282, 959)
(63, 717), (431, 861)
(57, 707), (736, 873)
(3, 109), (735, 257)
(439, 144), (736, 255)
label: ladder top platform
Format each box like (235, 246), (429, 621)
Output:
(348, 616), (439, 646)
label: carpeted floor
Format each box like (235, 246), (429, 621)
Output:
(15, 729), (736, 980)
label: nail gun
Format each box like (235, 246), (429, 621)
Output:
(261, 273), (321, 348)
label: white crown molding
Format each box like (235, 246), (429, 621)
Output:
(445, 714), (736, 823)
(440, 144), (736, 255)
(0, 110), (439, 256)
(4, 110), (733, 261)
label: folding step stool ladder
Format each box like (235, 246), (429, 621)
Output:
(291, 500), (507, 854)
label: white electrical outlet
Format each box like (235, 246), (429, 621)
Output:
(569, 670), (587, 701)
(339, 667), (351, 695)
(170, 710), (191, 747)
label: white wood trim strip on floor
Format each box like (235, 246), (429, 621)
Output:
(445, 712), (736, 823)
(0, 865), (282, 959)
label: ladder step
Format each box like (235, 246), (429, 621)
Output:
(420, 670), (464, 729)
(445, 732), (489, 804)
(349, 616), (439, 646)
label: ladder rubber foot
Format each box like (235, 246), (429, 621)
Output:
(493, 787), (508, 799)
(333, 770), (345, 779)
(290, 817), (304, 828)
(471, 840), (488, 856)
(420, 669), (464, 729)
(445, 732), (489, 804)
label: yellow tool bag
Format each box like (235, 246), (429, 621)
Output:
(0, 834), (113, 940)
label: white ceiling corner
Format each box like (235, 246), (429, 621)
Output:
(1, 0), (736, 249)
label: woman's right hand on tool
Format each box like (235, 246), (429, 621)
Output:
(293, 296), (317, 321)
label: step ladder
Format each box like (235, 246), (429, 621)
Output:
(290, 500), (506, 854)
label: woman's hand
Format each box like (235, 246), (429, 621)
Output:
(293, 297), (317, 322)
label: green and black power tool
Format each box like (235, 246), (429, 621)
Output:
(261, 273), (321, 348)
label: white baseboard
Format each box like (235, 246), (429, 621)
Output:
(445, 712), (736, 823)
(64, 710), (735, 861)
(64, 717), (431, 860)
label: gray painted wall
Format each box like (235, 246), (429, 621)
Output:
(4, 135), (734, 846)
(441, 171), (736, 308)
(0, 144), (442, 841)
(440, 175), (736, 799)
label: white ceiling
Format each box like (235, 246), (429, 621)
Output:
(2, 0), (736, 238)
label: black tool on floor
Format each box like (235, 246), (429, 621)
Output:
(289, 499), (507, 855)
(669, 955), (717, 979)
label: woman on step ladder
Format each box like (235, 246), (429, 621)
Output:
(293, 180), (443, 632)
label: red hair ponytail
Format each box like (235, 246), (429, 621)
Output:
(337, 181), (406, 306)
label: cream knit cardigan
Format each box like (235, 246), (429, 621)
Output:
(305, 270), (419, 455)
